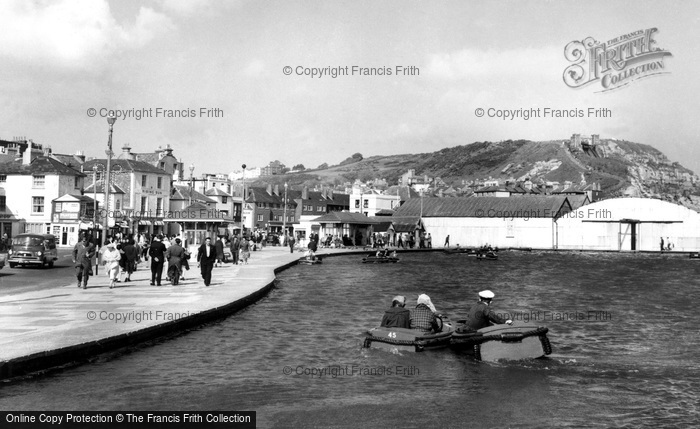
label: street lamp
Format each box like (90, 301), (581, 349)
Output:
(241, 164), (246, 238)
(189, 163), (195, 206)
(282, 182), (288, 237)
(102, 114), (117, 243)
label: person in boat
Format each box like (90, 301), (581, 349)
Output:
(390, 250), (397, 258)
(380, 295), (410, 329)
(410, 294), (441, 333)
(375, 248), (389, 258)
(464, 290), (513, 330)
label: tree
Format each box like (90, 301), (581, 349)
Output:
(317, 162), (329, 169)
(292, 164), (306, 171)
(352, 153), (363, 161)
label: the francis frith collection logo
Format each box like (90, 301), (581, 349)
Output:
(563, 28), (672, 92)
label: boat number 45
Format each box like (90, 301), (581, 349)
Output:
(387, 332), (397, 338)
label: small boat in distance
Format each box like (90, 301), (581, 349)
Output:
(690, 252), (700, 259)
(298, 256), (322, 265)
(476, 251), (498, 260)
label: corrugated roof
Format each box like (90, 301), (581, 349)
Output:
(393, 196), (571, 218)
(313, 212), (379, 224)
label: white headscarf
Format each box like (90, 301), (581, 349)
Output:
(417, 294), (437, 312)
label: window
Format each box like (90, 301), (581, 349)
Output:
(0, 174), (6, 183)
(32, 175), (45, 188)
(355, 199), (360, 209)
(157, 177), (162, 189)
(257, 214), (264, 222)
(363, 199), (368, 208)
(55, 202), (62, 212)
(115, 199), (121, 210)
(74, 176), (80, 188)
(317, 206), (323, 212)
(160, 162), (165, 169)
(141, 196), (148, 210)
(222, 196), (227, 204)
(32, 196), (44, 214)
(142, 175), (147, 187)
(156, 198), (163, 216)
(0, 196), (5, 211)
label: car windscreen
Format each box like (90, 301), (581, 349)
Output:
(12, 236), (44, 247)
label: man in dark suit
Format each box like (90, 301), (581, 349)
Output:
(197, 236), (217, 286)
(148, 235), (167, 286)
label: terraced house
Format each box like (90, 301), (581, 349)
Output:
(0, 148), (85, 239)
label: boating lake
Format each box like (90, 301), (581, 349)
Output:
(1, 251), (699, 427)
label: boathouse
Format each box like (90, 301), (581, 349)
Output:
(556, 197), (700, 251)
(392, 196), (573, 249)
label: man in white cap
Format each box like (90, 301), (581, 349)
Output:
(380, 295), (411, 329)
(464, 290), (513, 330)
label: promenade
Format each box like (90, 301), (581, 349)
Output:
(0, 246), (359, 380)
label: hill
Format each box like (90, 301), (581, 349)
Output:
(251, 138), (700, 211)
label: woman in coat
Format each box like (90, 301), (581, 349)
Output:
(101, 240), (121, 289)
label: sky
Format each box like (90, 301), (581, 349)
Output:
(1, 0), (699, 176)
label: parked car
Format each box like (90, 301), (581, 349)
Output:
(8, 233), (58, 268)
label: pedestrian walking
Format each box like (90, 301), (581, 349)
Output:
(288, 234), (296, 253)
(444, 235), (450, 247)
(72, 235), (96, 290)
(215, 236), (224, 267)
(122, 238), (138, 282)
(230, 235), (240, 264)
(197, 236), (217, 286)
(101, 240), (121, 289)
(148, 235), (166, 286)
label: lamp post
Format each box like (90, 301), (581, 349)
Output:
(189, 163), (195, 206)
(102, 115), (117, 241)
(241, 164), (246, 238)
(92, 165), (100, 274)
(282, 182), (288, 237)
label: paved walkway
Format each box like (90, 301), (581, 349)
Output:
(0, 246), (359, 379)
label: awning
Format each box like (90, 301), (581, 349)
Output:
(138, 220), (152, 225)
(154, 221), (165, 226)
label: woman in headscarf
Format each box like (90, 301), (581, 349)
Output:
(410, 293), (440, 333)
(101, 240), (121, 289)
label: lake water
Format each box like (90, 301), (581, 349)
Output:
(1, 251), (699, 428)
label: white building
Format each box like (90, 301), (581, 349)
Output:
(0, 151), (86, 238)
(557, 197), (700, 251)
(393, 196), (573, 249)
(350, 186), (401, 217)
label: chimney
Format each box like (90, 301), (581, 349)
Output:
(302, 186), (308, 200)
(273, 184), (279, 196)
(75, 150), (86, 163)
(266, 184), (272, 195)
(43, 145), (52, 157)
(328, 189), (333, 200)
(22, 144), (32, 165)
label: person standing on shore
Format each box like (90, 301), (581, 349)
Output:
(214, 236), (224, 267)
(149, 235), (166, 286)
(72, 235), (96, 290)
(197, 236), (217, 286)
(444, 235), (450, 247)
(660, 237), (664, 252)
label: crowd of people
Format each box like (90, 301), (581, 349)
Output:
(71, 230), (282, 290)
(379, 290), (513, 333)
